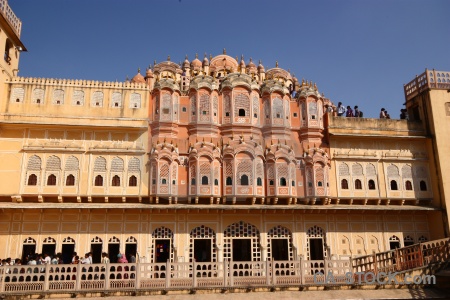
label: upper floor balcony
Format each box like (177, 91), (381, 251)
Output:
(404, 69), (450, 101)
(0, 0), (22, 37)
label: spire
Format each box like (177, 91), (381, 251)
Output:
(195, 53), (198, 59)
(276, 61), (279, 68)
(167, 55), (170, 61)
(223, 48), (227, 55)
(209, 54), (212, 60)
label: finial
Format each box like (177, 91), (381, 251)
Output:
(167, 55), (170, 61)
(276, 61), (279, 68)
(154, 60), (157, 66)
(138, 68), (140, 73)
(236, 56), (239, 61)
(314, 82), (317, 89)
(185, 54), (188, 59)
(126, 75), (129, 81)
(223, 48), (226, 54)
(250, 57), (253, 63)
(195, 53), (198, 59)
(209, 54), (212, 60)
(241, 54), (244, 61)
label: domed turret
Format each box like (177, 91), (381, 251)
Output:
(183, 55), (190, 69)
(257, 60), (265, 73)
(202, 53), (209, 67)
(191, 53), (202, 69)
(246, 57), (257, 75)
(239, 55), (246, 74)
(131, 68), (145, 84)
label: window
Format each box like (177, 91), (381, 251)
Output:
(355, 179), (362, 189)
(225, 112), (230, 117)
(241, 175), (249, 186)
(201, 176), (209, 185)
(202, 111), (207, 115)
(191, 178), (196, 185)
(214, 179), (219, 186)
(390, 180), (398, 190)
(254, 113), (258, 118)
(47, 174), (56, 186)
(405, 180), (412, 191)
(420, 180), (427, 191)
(269, 180), (274, 186)
(152, 179), (156, 185)
(317, 181), (322, 187)
(226, 177), (232, 186)
(182, 107), (187, 112)
(293, 113), (298, 117)
(4, 38), (12, 64)
(66, 175), (75, 186)
(112, 175), (121, 186)
(257, 177), (262, 186)
(129, 175), (137, 187)
(368, 179), (376, 190)
(95, 175), (103, 186)
(238, 109), (246, 117)
(341, 179), (348, 189)
(161, 178), (167, 184)
(172, 180), (176, 185)
(28, 174), (37, 186)
(280, 177), (287, 186)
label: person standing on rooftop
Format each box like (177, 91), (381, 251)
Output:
(337, 102), (346, 116)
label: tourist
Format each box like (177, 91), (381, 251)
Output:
(117, 253), (128, 263)
(51, 254), (58, 264)
(101, 252), (110, 264)
(400, 108), (408, 120)
(385, 110), (391, 119)
(337, 102), (346, 116)
(354, 106), (363, 117)
(43, 253), (51, 265)
(72, 255), (79, 264)
(72, 252), (77, 264)
(81, 254), (91, 264)
(346, 106), (354, 117)
(380, 108), (387, 118)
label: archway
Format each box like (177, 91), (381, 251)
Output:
(151, 227), (174, 263)
(307, 226), (326, 260)
(61, 237), (75, 264)
(22, 237), (36, 262)
(267, 225), (293, 261)
(224, 221), (260, 262)
(189, 225), (216, 263)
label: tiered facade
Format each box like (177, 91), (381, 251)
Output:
(0, 1), (448, 265)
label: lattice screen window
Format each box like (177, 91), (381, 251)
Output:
(284, 99), (290, 120)
(160, 164), (169, 185)
(23, 237), (36, 244)
(264, 100), (270, 124)
(171, 163), (178, 188)
(223, 221), (261, 261)
(366, 164), (376, 176)
(126, 236), (137, 243)
(111, 92), (122, 107)
(32, 88), (45, 104)
(173, 95), (179, 121)
(150, 227), (174, 263)
(43, 237), (56, 244)
(91, 91), (104, 107)
(301, 102), (306, 120)
(190, 95), (197, 121)
(224, 94), (231, 117)
(190, 164), (196, 185)
(52, 89), (64, 105)
(199, 94), (210, 121)
(389, 235), (400, 242)
(109, 236), (120, 243)
(127, 157), (140, 172)
(46, 156), (61, 170)
(65, 156), (79, 171)
(401, 165), (412, 178)
(276, 163), (288, 186)
(130, 93), (141, 108)
(387, 165), (400, 177)
(62, 237), (75, 244)
(151, 162), (157, 185)
(272, 98), (283, 119)
(267, 164), (275, 185)
(306, 225), (326, 259)
(213, 96), (218, 121)
(339, 163), (350, 176)
(72, 90), (84, 106)
(315, 165), (324, 187)
(155, 96), (159, 117)
(10, 87), (24, 103)
(236, 160), (253, 185)
(290, 164), (296, 186)
(256, 159), (264, 184)
(309, 102), (317, 119)
(200, 162), (210, 184)
(161, 94), (172, 120)
(267, 225), (293, 261)
(91, 236), (103, 243)
(111, 157), (124, 172)
(27, 155), (42, 170)
(213, 163), (220, 186)
(189, 225), (217, 263)
(94, 157), (107, 172)
(352, 163), (363, 176)
(234, 93), (250, 117)
(252, 96), (259, 120)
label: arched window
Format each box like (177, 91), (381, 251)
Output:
(4, 38), (12, 64)
(257, 177), (262, 186)
(226, 177), (232, 186)
(95, 175), (103, 186)
(241, 175), (249, 186)
(28, 174), (37, 186)
(317, 181), (323, 187)
(405, 180), (413, 190)
(47, 174), (56, 186)
(420, 180), (427, 191)
(191, 178), (196, 185)
(355, 179), (362, 189)
(390, 180), (398, 190)
(269, 180), (274, 186)
(292, 180), (296, 186)
(66, 174), (75, 186)
(280, 177), (287, 186)
(129, 175), (137, 187)
(162, 178), (167, 184)
(238, 109), (245, 117)
(111, 175), (120, 186)
(341, 179), (348, 189)
(201, 176), (208, 185)
(214, 179), (219, 186)
(368, 179), (375, 190)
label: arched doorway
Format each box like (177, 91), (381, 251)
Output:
(189, 225), (216, 263)
(61, 237), (75, 264)
(389, 235), (401, 250)
(108, 236), (120, 263)
(307, 226), (326, 260)
(151, 227), (174, 263)
(42, 237), (56, 256)
(224, 221), (260, 262)
(90, 236), (103, 264)
(125, 236), (137, 262)
(267, 225), (293, 261)
(22, 237), (36, 262)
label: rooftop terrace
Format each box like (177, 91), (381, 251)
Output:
(404, 69), (450, 101)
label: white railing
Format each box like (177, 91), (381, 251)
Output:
(0, 0), (22, 37)
(0, 259), (353, 295)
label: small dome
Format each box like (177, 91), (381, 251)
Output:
(191, 53), (202, 69)
(145, 67), (153, 78)
(240, 55), (246, 68)
(257, 60), (265, 72)
(246, 57), (256, 69)
(183, 55), (190, 68)
(131, 68), (145, 83)
(202, 54), (209, 67)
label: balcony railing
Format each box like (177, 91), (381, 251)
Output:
(404, 69), (450, 101)
(0, 0), (22, 37)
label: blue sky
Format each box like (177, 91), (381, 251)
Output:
(9, 0), (450, 118)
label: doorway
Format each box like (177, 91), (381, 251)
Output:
(62, 244), (75, 264)
(309, 238), (325, 260)
(389, 241), (400, 250)
(193, 239), (212, 262)
(155, 239), (171, 263)
(108, 244), (120, 263)
(42, 244), (56, 256)
(271, 239), (289, 261)
(125, 243), (137, 262)
(232, 239), (251, 261)
(22, 244), (36, 262)
(90, 244), (102, 264)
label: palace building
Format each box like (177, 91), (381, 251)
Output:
(0, 1), (449, 266)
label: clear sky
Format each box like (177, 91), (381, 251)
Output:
(9, 0), (450, 118)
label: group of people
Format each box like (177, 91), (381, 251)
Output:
(336, 102), (364, 118)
